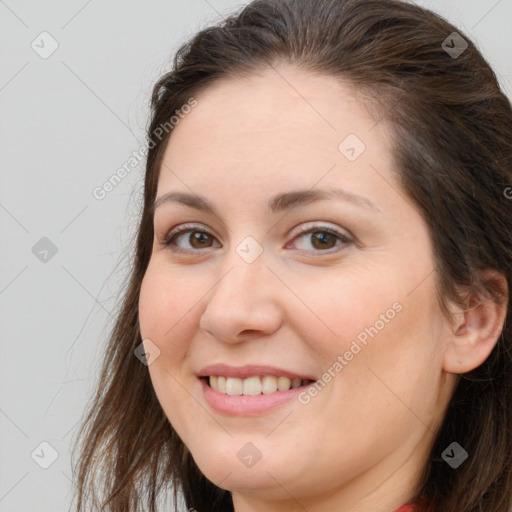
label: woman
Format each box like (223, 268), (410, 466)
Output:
(72, 1), (512, 511)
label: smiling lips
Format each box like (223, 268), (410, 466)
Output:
(197, 364), (317, 410)
(208, 375), (313, 395)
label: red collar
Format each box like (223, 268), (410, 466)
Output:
(394, 505), (416, 512)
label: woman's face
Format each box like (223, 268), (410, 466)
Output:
(138, 65), (458, 510)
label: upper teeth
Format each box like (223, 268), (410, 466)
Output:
(208, 375), (305, 395)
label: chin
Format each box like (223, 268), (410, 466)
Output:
(189, 441), (300, 492)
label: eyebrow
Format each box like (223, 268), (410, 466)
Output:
(153, 187), (381, 215)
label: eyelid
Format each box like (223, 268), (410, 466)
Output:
(160, 222), (221, 249)
(164, 222), (214, 240)
(285, 222), (354, 253)
(159, 221), (354, 254)
(289, 221), (352, 239)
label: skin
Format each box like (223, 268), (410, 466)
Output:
(138, 64), (507, 512)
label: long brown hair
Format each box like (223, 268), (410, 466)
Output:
(72, 1), (512, 510)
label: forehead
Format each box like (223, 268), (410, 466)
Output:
(157, 65), (395, 203)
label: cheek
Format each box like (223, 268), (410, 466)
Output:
(290, 264), (440, 406)
(138, 264), (202, 432)
(139, 261), (197, 343)
(283, 266), (404, 358)
(138, 263), (203, 385)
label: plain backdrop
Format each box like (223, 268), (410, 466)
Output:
(1, 1), (511, 511)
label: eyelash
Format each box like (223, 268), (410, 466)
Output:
(160, 222), (354, 256)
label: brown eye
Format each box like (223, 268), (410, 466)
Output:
(310, 231), (338, 250)
(290, 225), (353, 253)
(162, 226), (221, 253)
(188, 231), (214, 248)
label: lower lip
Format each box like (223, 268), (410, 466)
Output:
(200, 378), (311, 416)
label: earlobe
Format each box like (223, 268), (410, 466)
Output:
(443, 271), (508, 374)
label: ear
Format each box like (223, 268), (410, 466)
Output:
(443, 269), (508, 374)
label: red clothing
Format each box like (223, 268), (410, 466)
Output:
(394, 505), (417, 512)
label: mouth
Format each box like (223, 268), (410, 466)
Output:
(201, 375), (316, 396)
(199, 375), (316, 416)
(197, 364), (318, 415)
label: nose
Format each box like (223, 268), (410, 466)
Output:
(198, 254), (284, 343)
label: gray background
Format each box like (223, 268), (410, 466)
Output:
(1, 1), (511, 511)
